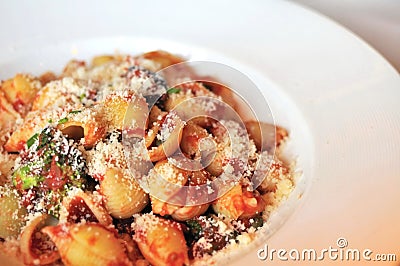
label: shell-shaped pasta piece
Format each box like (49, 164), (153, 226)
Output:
(173, 170), (211, 221)
(151, 169), (210, 221)
(163, 92), (189, 113)
(256, 156), (291, 194)
(148, 160), (189, 201)
(171, 204), (210, 222)
(32, 78), (86, 111)
(104, 94), (130, 129)
(57, 107), (106, 148)
(42, 223), (132, 266)
(91, 55), (116, 67)
(119, 232), (145, 263)
(136, 50), (184, 71)
(0, 73), (41, 115)
(204, 148), (226, 177)
(205, 120), (253, 178)
(20, 214), (60, 265)
(150, 196), (181, 217)
(5, 105), (104, 151)
(86, 62), (131, 84)
(62, 59), (87, 78)
(103, 92), (148, 131)
(148, 105), (164, 124)
(136, 259), (152, 266)
(0, 90), (20, 130)
(245, 121), (288, 152)
(145, 120), (160, 148)
(180, 121), (210, 159)
(164, 83), (223, 130)
(204, 81), (237, 110)
(204, 125), (230, 176)
(148, 112), (184, 162)
(164, 82), (213, 113)
(0, 188), (27, 238)
(145, 106), (167, 148)
(212, 184), (265, 220)
(134, 214), (189, 266)
(4, 110), (50, 152)
(239, 190), (266, 218)
(212, 184), (242, 219)
(31, 85), (67, 111)
(38, 71), (57, 86)
(122, 94), (149, 132)
(100, 168), (149, 219)
(0, 152), (17, 184)
(59, 189), (112, 226)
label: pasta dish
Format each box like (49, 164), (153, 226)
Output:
(0, 51), (294, 265)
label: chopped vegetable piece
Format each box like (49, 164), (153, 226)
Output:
(167, 87), (181, 94)
(26, 133), (38, 148)
(58, 117), (68, 124)
(69, 110), (82, 114)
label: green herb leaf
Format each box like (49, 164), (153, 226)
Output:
(79, 93), (86, 101)
(186, 219), (203, 239)
(48, 119), (53, 123)
(167, 87), (181, 94)
(69, 110), (82, 114)
(155, 139), (163, 147)
(21, 175), (42, 189)
(12, 165), (43, 189)
(251, 216), (264, 229)
(58, 117), (69, 124)
(38, 131), (51, 150)
(26, 133), (39, 148)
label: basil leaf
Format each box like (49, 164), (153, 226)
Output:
(167, 87), (181, 94)
(26, 133), (39, 148)
(58, 117), (68, 124)
(69, 110), (81, 114)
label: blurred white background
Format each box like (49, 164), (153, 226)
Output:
(291, 0), (400, 72)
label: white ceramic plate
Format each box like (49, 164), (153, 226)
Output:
(0, 1), (399, 265)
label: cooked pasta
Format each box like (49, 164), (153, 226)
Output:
(59, 189), (112, 225)
(150, 169), (210, 221)
(244, 121), (288, 152)
(0, 187), (27, 239)
(133, 214), (189, 266)
(0, 50), (294, 266)
(0, 90), (21, 130)
(100, 168), (149, 218)
(43, 223), (132, 266)
(0, 152), (17, 184)
(56, 107), (107, 148)
(211, 183), (265, 220)
(0, 74), (41, 115)
(20, 214), (60, 265)
(4, 110), (51, 152)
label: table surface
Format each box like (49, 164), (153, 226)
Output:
(291, 0), (400, 73)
